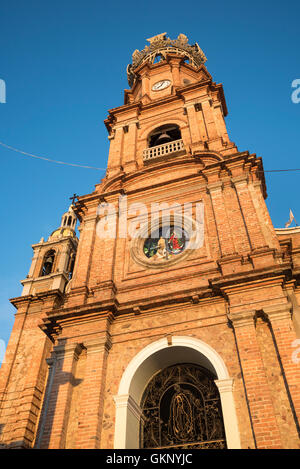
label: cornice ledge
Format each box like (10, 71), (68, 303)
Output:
(68, 285), (89, 297)
(176, 79), (212, 97)
(21, 271), (69, 286)
(210, 269), (291, 294)
(44, 301), (116, 320)
(107, 102), (141, 118)
(218, 253), (242, 265)
(10, 294), (34, 308)
(249, 246), (276, 259)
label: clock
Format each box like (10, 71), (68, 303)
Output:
(152, 80), (171, 91)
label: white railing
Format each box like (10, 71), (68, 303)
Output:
(143, 139), (185, 161)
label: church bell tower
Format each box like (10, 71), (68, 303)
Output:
(1, 33), (300, 450)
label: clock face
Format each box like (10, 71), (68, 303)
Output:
(152, 80), (171, 91)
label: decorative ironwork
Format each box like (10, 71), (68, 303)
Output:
(127, 33), (207, 87)
(140, 363), (226, 449)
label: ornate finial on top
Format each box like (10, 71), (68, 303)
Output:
(127, 33), (207, 87)
(69, 193), (79, 205)
(146, 32), (167, 44)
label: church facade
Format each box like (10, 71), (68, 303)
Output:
(0, 33), (300, 449)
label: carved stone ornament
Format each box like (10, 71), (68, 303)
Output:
(127, 33), (207, 87)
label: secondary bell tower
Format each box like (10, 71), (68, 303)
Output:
(1, 33), (300, 450)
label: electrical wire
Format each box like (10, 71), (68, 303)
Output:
(0, 141), (106, 171)
(1, 140), (300, 174)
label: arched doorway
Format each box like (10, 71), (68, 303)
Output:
(141, 363), (226, 449)
(114, 336), (241, 449)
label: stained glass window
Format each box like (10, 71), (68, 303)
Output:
(143, 225), (188, 260)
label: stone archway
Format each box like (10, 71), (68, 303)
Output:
(113, 336), (241, 449)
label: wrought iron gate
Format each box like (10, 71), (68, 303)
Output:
(140, 363), (226, 449)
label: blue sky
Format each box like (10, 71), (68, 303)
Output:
(0, 0), (299, 357)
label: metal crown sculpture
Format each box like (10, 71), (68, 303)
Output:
(127, 33), (207, 87)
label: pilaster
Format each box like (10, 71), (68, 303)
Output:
(40, 341), (84, 449)
(229, 309), (282, 448)
(207, 179), (236, 257)
(75, 335), (112, 449)
(263, 303), (300, 434)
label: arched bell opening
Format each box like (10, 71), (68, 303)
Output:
(67, 254), (75, 280)
(148, 124), (182, 148)
(41, 249), (56, 277)
(153, 53), (164, 64)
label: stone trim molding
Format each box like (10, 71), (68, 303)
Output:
(215, 378), (241, 449)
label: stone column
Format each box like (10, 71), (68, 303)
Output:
(28, 245), (43, 278)
(229, 310), (282, 448)
(213, 103), (229, 141)
(141, 71), (150, 97)
(57, 243), (70, 273)
(214, 378), (241, 449)
(75, 335), (112, 449)
(231, 175), (267, 250)
(71, 215), (97, 290)
(186, 103), (202, 144)
(35, 357), (57, 448)
(201, 99), (219, 141)
(123, 121), (138, 173)
(113, 394), (143, 449)
(40, 342), (83, 449)
(264, 303), (300, 435)
(207, 181), (236, 257)
(107, 126), (124, 176)
(0, 305), (51, 449)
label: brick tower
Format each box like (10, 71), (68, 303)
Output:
(1, 33), (300, 449)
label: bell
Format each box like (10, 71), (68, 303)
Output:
(154, 132), (172, 145)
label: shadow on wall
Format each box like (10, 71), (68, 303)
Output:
(35, 339), (84, 449)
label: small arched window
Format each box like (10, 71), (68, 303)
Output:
(153, 53), (163, 64)
(68, 255), (75, 280)
(41, 250), (55, 277)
